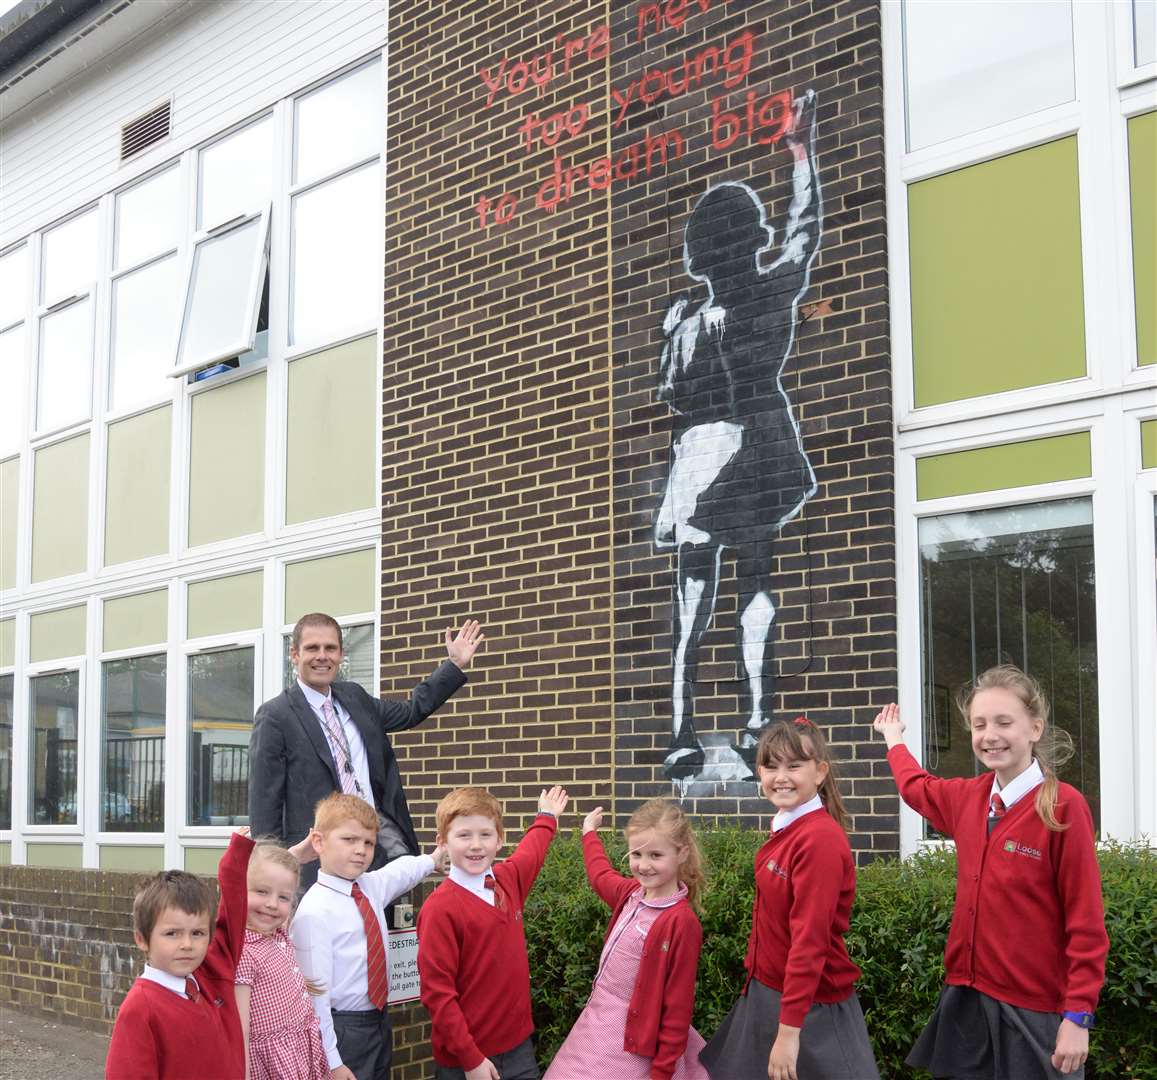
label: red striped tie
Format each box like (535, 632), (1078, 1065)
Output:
(185, 976), (200, 1003)
(484, 873), (504, 910)
(990, 793), (1006, 820)
(351, 883), (389, 1009)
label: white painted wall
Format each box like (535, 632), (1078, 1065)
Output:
(0, 0), (385, 247)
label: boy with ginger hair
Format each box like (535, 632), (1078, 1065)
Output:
(418, 784), (569, 1080)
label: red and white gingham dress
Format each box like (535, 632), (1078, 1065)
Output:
(235, 927), (329, 1080)
(544, 885), (708, 1080)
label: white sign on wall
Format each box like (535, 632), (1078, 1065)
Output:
(388, 929), (420, 1005)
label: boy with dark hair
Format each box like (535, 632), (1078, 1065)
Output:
(418, 785), (569, 1080)
(106, 830), (254, 1079)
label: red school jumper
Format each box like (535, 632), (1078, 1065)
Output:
(744, 808), (861, 1028)
(106, 831), (254, 1080)
(887, 745), (1108, 1014)
(417, 815), (557, 1071)
(582, 831), (702, 1080)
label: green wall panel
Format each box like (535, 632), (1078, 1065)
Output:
(284, 548), (376, 624)
(0, 618), (13, 668)
(1143, 419), (1156, 471)
(285, 337), (377, 525)
(0, 457), (16, 591)
(187, 570), (262, 639)
(188, 373), (265, 547)
(909, 137), (1086, 407)
(0, 842), (10, 866)
(105, 405), (171, 566)
(99, 845), (165, 872)
(104, 589), (168, 652)
(32, 433), (89, 582)
(184, 846), (226, 874)
(916, 432), (1092, 501)
(25, 843), (83, 869)
(29, 604), (86, 662)
(1129, 111), (1156, 366)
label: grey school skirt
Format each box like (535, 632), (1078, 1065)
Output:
(699, 978), (880, 1080)
(908, 985), (1082, 1080)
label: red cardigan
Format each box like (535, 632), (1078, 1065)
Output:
(888, 745), (1108, 1013)
(582, 832), (702, 1080)
(744, 808), (861, 1027)
(417, 815), (557, 1069)
(106, 832), (253, 1079)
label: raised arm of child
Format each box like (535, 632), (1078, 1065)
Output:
(202, 828), (256, 986)
(580, 806), (636, 909)
(501, 786), (569, 903)
(872, 702), (967, 838)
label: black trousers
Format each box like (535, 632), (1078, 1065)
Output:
(434, 1037), (538, 1080)
(333, 1007), (392, 1080)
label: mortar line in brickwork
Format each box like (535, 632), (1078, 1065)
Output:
(605, 0), (616, 829)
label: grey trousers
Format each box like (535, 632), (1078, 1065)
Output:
(435, 1037), (539, 1080)
(333, 1007), (392, 1080)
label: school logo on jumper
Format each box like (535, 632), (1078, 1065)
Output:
(766, 858), (788, 880)
(1003, 839), (1042, 860)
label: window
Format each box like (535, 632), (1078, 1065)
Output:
(0, 674), (12, 830)
(37, 297), (94, 432)
(1135, 0), (1156, 68)
(111, 256), (182, 412)
(188, 647), (253, 826)
(903, 0), (1075, 151)
(40, 210), (98, 305)
(29, 671), (80, 825)
(918, 498), (1099, 827)
(0, 324), (26, 456)
(0, 244), (28, 327)
(173, 208), (270, 376)
(283, 622), (374, 688)
(115, 167), (180, 272)
(290, 164), (377, 345)
(102, 655), (166, 831)
(294, 61), (381, 186)
(198, 117), (274, 231)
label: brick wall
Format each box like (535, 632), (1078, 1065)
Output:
(384, 0), (896, 857)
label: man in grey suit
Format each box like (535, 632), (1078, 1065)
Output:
(248, 612), (484, 888)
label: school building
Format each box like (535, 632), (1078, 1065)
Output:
(0, 0), (1153, 1055)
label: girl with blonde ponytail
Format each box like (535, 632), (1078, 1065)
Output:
(874, 666), (1108, 1079)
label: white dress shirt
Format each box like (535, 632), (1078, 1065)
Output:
(297, 678), (375, 810)
(772, 793), (824, 832)
(990, 758), (1044, 811)
(139, 964), (189, 997)
(447, 863), (496, 906)
(291, 856), (434, 1069)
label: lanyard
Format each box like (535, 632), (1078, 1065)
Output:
(320, 697), (365, 798)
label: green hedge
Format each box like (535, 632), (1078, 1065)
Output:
(524, 831), (1157, 1079)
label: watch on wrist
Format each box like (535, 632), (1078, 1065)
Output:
(1062, 1011), (1095, 1029)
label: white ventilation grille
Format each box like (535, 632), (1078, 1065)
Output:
(120, 100), (171, 161)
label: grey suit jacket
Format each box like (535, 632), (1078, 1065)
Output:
(248, 660), (466, 886)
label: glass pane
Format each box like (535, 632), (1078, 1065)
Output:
(291, 164), (378, 345)
(918, 498), (1099, 829)
(904, 0), (1075, 151)
(177, 217), (265, 371)
(1136, 0), (1156, 67)
(0, 245), (28, 327)
(294, 61), (381, 186)
(188, 647), (253, 826)
(0, 323), (26, 455)
(283, 623), (374, 688)
(37, 297), (93, 431)
(0, 674), (12, 830)
(42, 210), (98, 304)
(198, 117), (274, 230)
(116, 167), (181, 271)
(102, 655), (166, 831)
(30, 670), (80, 825)
(111, 255), (181, 412)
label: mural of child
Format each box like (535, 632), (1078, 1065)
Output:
(654, 90), (822, 784)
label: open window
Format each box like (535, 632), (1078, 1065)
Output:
(170, 204), (270, 379)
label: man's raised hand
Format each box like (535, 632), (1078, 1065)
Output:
(445, 619), (485, 670)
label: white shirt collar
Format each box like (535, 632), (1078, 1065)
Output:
(140, 964), (190, 997)
(772, 793), (824, 832)
(990, 758), (1044, 810)
(316, 868), (355, 896)
(297, 678), (338, 711)
(448, 863), (496, 904)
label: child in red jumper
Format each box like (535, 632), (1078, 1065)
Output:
(106, 828), (254, 1080)
(545, 798), (708, 1080)
(700, 717), (879, 1080)
(874, 665), (1108, 1079)
(418, 784), (569, 1080)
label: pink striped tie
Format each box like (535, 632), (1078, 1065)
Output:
(321, 699), (358, 796)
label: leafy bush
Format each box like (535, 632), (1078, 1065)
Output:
(525, 830), (1157, 1078)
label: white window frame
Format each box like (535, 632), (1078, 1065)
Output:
(1115, 0), (1157, 89)
(171, 204), (272, 379)
(1128, 408), (1156, 839)
(0, 660), (14, 842)
(24, 657), (87, 838)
